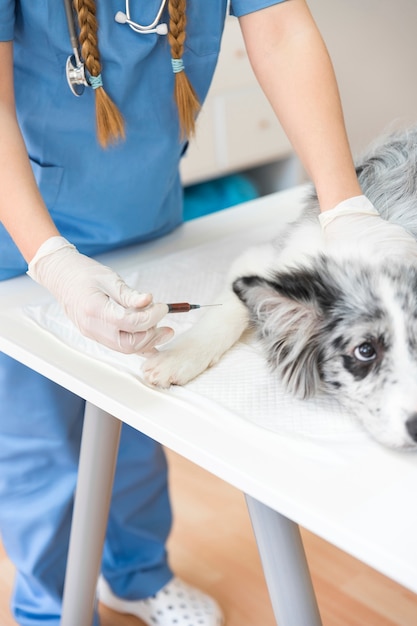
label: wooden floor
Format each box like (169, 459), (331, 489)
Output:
(0, 448), (416, 625)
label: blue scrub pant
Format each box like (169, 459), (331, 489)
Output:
(0, 353), (173, 626)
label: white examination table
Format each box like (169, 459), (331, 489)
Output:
(0, 186), (416, 625)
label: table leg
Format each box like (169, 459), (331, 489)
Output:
(245, 495), (322, 626)
(61, 403), (122, 626)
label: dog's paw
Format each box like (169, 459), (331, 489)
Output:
(143, 341), (218, 388)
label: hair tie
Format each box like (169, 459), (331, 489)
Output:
(89, 74), (104, 90)
(171, 58), (185, 74)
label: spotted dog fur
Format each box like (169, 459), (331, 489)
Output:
(144, 126), (417, 450)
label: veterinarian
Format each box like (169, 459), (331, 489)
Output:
(1, 1), (415, 625)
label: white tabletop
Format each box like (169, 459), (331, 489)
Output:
(1, 186), (416, 594)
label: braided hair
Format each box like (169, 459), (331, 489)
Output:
(167, 0), (200, 138)
(73, 0), (200, 148)
(74, 0), (125, 147)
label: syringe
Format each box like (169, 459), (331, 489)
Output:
(166, 302), (222, 313)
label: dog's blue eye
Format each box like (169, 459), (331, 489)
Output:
(354, 342), (377, 362)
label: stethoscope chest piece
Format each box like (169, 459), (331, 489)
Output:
(64, 0), (168, 98)
(66, 54), (89, 96)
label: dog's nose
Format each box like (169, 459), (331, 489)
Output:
(406, 414), (417, 442)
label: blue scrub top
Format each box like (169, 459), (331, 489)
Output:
(0, 0), (286, 279)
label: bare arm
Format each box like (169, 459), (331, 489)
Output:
(0, 41), (59, 262)
(239, 0), (362, 212)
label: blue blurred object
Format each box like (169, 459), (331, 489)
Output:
(183, 174), (259, 221)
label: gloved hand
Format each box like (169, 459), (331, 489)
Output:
(319, 195), (417, 260)
(27, 237), (173, 354)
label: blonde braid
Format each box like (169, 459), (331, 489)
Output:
(74, 0), (125, 147)
(167, 0), (200, 138)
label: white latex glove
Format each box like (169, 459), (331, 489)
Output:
(319, 195), (417, 260)
(27, 237), (173, 354)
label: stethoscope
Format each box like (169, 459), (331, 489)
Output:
(64, 0), (168, 97)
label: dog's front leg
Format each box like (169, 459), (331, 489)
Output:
(143, 241), (278, 388)
(143, 287), (249, 388)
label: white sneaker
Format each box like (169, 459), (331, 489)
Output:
(97, 575), (224, 626)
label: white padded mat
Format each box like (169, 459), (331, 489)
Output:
(24, 227), (368, 444)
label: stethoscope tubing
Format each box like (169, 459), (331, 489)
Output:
(123, 0), (167, 32)
(63, 0), (82, 65)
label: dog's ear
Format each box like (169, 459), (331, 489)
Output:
(233, 269), (333, 398)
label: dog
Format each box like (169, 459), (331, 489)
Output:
(143, 126), (417, 451)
